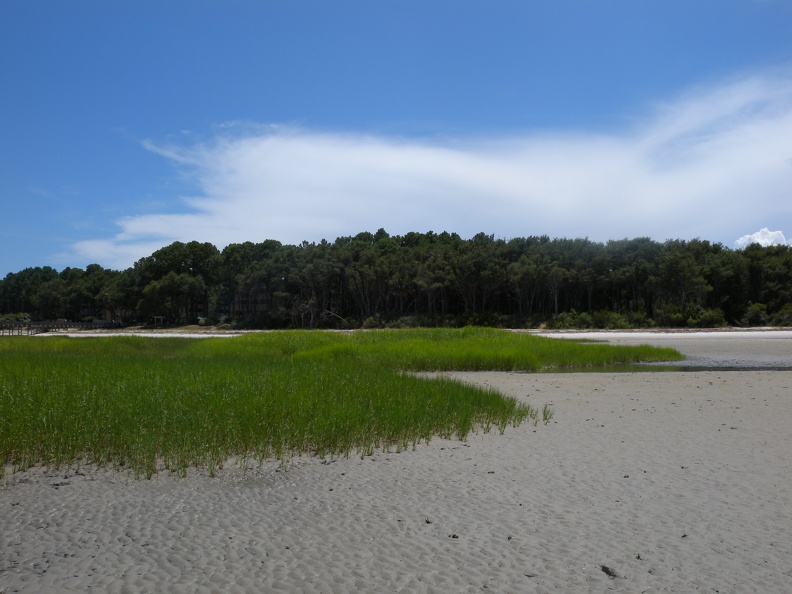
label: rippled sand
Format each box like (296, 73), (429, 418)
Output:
(2, 331), (791, 592)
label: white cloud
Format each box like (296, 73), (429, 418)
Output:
(71, 68), (792, 270)
(735, 227), (789, 248)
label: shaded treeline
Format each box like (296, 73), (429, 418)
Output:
(1, 230), (790, 328)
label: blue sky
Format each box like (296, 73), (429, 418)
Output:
(2, 1), (792, 276)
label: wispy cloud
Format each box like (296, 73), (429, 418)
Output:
(71, 68), (792, 270)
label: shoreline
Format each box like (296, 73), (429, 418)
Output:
(2, 332), (791, 592)
(32, 325), (792, 341)
(534, 328), (792, 370)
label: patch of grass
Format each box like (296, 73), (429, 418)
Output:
(284, 327), (683, 371)
(0, 328), (680, 478)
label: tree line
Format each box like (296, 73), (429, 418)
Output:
(1, 230), (790, 329)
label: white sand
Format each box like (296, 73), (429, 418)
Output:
(531, 328), (792, 369)
(2, 332), (791, 592)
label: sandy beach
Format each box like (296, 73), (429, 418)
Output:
(2, 331), (791, 592)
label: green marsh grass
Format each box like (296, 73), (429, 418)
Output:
(0, 328), (681, 477)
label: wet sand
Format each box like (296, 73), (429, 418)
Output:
(2, 331), (791, 592)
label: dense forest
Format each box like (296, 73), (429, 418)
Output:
(1, 230), (791, 329)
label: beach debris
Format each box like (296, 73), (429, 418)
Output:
(600, 565), (618, 578)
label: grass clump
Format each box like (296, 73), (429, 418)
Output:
(0, 328), (680, 478)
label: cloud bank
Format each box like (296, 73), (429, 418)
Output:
(72, 69), (792, 270)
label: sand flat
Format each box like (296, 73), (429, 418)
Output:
(2, 332), (792, 592)
(531, 328), (792, 369)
